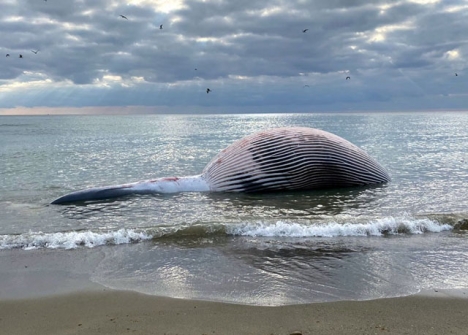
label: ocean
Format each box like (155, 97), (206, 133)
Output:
(0, 112), (467, 306)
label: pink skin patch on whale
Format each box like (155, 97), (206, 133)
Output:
(149, 177), (180, 183)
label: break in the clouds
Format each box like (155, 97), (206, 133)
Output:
(0, 0), (467, 113)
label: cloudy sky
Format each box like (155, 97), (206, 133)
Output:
(0, 0), (467, 114)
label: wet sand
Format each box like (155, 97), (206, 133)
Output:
(1, 289), (468, 335)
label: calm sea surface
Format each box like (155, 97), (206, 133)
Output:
(0, 112), (467, 305)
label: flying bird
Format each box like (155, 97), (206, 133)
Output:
(303, 85), (310, 88)
(160, 24), (163, 29)
(31, 50), (39, 54)
(206, 88), (211, 94)
(302, 29), (309, 33)
(119, 15), (128, 20)
(346, 76), (351, 80)
(455, 73), (458, 76)
(19, 54), (23, 58)
(6, 54), (10, 57)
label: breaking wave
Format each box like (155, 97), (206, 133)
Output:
(0, 216), (454, 250)
(229, 217), (452, 237)
(0, 229), (153, 250)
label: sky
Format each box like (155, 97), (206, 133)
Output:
(0, 0), (467, 114)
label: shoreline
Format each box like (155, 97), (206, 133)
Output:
(1, 289), (468, 335)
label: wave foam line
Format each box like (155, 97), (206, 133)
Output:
(0, 229), (153, 250)
(229, 217), (452, 237)
(0, 217), (454, 250)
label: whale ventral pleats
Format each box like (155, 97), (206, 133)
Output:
(202, 127), (390, 193)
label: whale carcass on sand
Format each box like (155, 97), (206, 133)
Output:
(51, 127), (390, 204)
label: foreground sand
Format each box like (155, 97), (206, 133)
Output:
(1, 290), (468, 335)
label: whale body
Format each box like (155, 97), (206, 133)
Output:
(51, 127), (390, 204)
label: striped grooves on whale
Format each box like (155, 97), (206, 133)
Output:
(203, 127), (390, 192)
(51, 127), (390, 204)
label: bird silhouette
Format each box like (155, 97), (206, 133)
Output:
(31, 50), (39, 54)
(119, 15), (128, 20)
(303, 85), (310, 88)
(206, 88), (211, 94)
(19, 54), (23, 58)
(6, 54), (10, 57)
(160, 24), (163, 29)
(346, 76), (351, 80)
(302, 29), (309, 33)
(455, 73), (458, 76)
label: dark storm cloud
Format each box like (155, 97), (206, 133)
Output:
(0, 0), (467, 112)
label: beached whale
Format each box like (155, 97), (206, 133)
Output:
(51, 127), (390, 204)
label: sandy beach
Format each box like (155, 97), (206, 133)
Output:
(1, 289), (468, 335)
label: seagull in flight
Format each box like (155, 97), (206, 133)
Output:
(302, 29), (309, 33)
(346, 76), (351, 80)
(206, 88), (211, 94)
(31, 50), (39, 54)
(160, 24), (163, 29)
(119, 15), (128, 20)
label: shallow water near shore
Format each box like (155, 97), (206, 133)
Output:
(1, 112), (467, 305)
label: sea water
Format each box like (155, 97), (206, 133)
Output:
(0, 112), (467, 305)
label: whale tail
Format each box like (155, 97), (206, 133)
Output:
(50, 185), (143, 204)
(51, 176), (210, 204)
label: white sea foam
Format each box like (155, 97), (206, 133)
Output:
(228, 217), (453, 237)
(0, 217), (453, 250)
(0, 229), (153, 250)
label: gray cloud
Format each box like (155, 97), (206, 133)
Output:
(0, 0), (467, 112)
